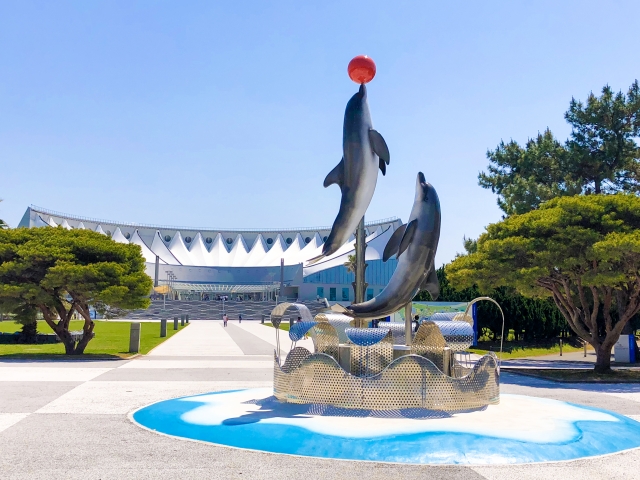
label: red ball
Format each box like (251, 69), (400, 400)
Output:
(348, 55), (376, 84)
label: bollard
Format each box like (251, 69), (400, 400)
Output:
(129, 322), (141, 353)
(584, 340), (587, 358)
(559, 339), (563, 356)
(186, 314), (189, 324)
(261, 314), (265, 325)
(160, 319), (167, 338)
(181, 314), (185, 326)
(174, 316), (179, 330)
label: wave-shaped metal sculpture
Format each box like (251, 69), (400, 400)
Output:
(274, 349), (499, 411)
(271, 305), (500, 412)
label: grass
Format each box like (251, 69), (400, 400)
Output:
(469, 342), (584, 359)
(0, 320), (187, 358)
(506, 368), (640, 383)
(263, 322), (291, 331)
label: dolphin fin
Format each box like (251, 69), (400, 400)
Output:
(382, 223), (406, 261)
(422, 266), (440, 300)
(369, 129), (390, 165)
(323, 158), (345, 189)
(379, 157), (386, 175)
(398, 219), (417, 258)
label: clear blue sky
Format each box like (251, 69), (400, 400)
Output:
(2, 1), (639, 265)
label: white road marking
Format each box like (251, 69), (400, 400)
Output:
(0, 413), (30, 433)
(36, 380), (273, 414)
(0, 367), (112, 382)
(118, 360), (272, 369)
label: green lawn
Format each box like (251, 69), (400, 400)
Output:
(469, 344), (583, 359)
(0, 320), (187, 358)
(263, 322), (290, 331)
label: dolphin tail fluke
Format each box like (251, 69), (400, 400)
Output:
(369, 129), (390, 165)
(382, 223), (406, 261)
(323, 158), (345, 189)
(422, 266), (440, 300)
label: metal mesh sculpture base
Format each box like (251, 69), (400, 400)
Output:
(271, 306), (500, 412)
(274, 350), (499, 411)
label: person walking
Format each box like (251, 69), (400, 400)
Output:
(238, 314), (242, 324)
(223, 313), (228, 328)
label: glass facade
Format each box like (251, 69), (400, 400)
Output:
(329, 287), (336, 301)
(303, 259), (398, 285)
(367, 288), (374, 300)
(342, 287), (350, 301)
(316, 287), (324, 298)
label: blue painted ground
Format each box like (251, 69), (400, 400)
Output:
(132, 388), (640, 465)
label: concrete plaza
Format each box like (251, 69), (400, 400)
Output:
(1, 320), (639, 479)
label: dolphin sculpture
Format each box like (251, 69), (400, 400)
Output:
(346, 172), (441, 319)
(307, 84), (389, 264)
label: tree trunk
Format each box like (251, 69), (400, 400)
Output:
(72, 308), (95, 355)
(594, 343), (613, 373)
(53, 326), (77, 355)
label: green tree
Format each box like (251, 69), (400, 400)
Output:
(0, 199), (8, 229)
(479, 81), (640, 215)
(415, 266), (567, 342)
(446, 194), (640, 372)
(0, 227), (152, 354)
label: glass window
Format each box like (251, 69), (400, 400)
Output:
(316, 287), (324, 298)
(342, 288), (349, 301)
(366, 288), (374, 300)
(329, 287), (336, 301)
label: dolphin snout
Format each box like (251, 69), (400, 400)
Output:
(417, 172), (426, 184)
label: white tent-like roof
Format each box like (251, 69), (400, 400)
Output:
(23, 207), (402, 274)
(168, 231), (194, 266)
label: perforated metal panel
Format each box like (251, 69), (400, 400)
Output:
(289, 321), (317, 342)
(314, 313), (355, 343)
(346, 328), (393, 377)
(273, 351), (500, 411)
(411, 321), (447, 371)
(431, 320), (474, 352)
(280, 346), (312, 373)
(270, 302), (314, 325)
(310, 322), (340, 361)
(376, 322), (412, 344)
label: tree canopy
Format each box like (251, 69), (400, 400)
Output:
(446, 194), (640, 371)
(415, 266), (568, 342)
(0, 199), (8, 229)
(479, 81), (640, 216)
(0, 227), (152, 354)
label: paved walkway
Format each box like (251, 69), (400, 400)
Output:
(148, 321), (244, 356)
(1, 320), (639, 479)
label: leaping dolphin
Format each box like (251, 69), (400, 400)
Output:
(346, 172), (441, 319)
(307, 84), (389, 264)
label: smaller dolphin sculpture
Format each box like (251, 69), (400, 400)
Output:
(346, 172), (441, 319)
(307, 84), (389, 264)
